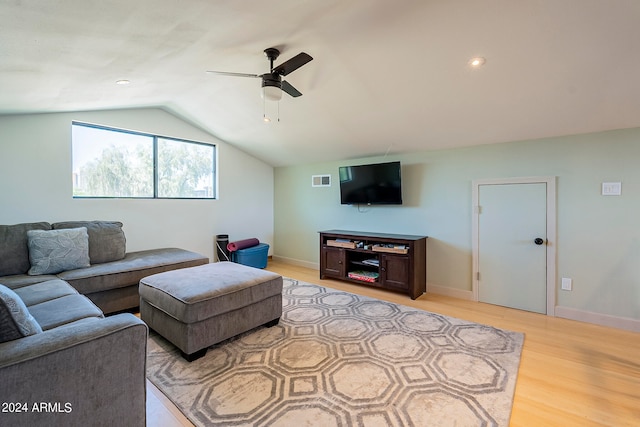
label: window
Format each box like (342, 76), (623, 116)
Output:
(72, 122), (216, 199)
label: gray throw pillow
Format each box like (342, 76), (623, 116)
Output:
(52, 221), (126, 264)
(0, 284), (43, 343)
(27, 227), (91, 275)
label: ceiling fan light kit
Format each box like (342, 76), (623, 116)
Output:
(207, 47), (313, 120)
(261, 74), (283, 101)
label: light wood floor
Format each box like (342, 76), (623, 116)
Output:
(146, 260), (640, 426)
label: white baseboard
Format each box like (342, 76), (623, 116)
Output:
(426, 283), (474, 301)
(272, 255), (319, 271)
(555, 306), (640, 333)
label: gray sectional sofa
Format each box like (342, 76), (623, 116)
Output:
(0, 279), (148, 426)
(0, 221), (209, 313)
(0, 220), (209, 426)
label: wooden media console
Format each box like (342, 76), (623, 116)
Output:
(319, 230), (428, 299)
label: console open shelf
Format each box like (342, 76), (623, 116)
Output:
(319, 230), (428, 299)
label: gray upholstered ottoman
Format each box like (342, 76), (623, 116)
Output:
(139, 261), (282, 361)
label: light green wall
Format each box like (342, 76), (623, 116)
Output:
(274, 128), (640, 320)
(0, 108), (274, 262)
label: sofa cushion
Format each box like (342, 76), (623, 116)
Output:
(57, 248), (209, 295)
(0, 222), (52, 276)
(0, 274), (59, 290)
(0, 284), (43, 343)
(53, 221), (126, 264)
(27, 227), (91, 275)
(13, 279), (79, 306)
(28, 294), (104, 331)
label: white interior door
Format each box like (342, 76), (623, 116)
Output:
(473, 178), (556, 315)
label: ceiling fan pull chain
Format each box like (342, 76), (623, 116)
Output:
(263, 96), (270, 123)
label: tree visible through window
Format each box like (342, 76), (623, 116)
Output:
(157, 138), (214, 198)
(72, 122), (216, 199)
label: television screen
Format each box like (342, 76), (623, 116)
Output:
(339, 161), (402, 205)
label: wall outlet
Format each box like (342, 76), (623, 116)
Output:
(561, 277), (573, 291)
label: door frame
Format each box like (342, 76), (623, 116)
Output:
(472, 176), (557, 316)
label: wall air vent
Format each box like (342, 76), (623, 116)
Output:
(312, 174), (331, 187)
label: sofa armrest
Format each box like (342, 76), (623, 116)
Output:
(0, 313), (148, 427)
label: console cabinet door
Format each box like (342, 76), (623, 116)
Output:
(380, 254), (409, 290)
(322, 247), (346, 277)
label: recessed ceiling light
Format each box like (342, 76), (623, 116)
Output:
(115, 79), (130, 85)
(469, 57), (486, 68)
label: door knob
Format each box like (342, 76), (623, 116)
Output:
(534, 238), (545, 245)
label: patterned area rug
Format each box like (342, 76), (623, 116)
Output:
(147, 278), (524, 426)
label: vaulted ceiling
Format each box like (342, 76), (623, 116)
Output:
(2, 0), (640, 166)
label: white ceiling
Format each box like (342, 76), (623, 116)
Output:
(2, 0), (640, 167)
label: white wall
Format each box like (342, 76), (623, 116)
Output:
(274, 128), (640, 328)
(0, 108), (274, 262)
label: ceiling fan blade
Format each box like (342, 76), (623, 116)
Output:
(206, 71), (261, 78)
(272, 52), (313, 76)
(281, 80), (303, 97)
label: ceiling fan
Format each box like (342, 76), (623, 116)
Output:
(206, 48), (313, 101)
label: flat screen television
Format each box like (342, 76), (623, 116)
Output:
(339, 161), (402, 205)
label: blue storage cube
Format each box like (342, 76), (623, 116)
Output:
(232, 243), (269, 269)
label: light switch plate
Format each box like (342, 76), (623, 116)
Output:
(602, 182), (622, 196)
